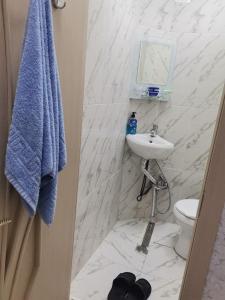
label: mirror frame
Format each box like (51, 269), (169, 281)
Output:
(130, 38), (176, 99)
(137, 41), (173, 86)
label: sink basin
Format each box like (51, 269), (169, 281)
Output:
(126, 134), (174, 160)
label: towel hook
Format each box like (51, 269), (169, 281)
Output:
(52, 0), (66, 9)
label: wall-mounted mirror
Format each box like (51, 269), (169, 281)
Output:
(130, 39), (176, 100)
(137, 41), (173, 86)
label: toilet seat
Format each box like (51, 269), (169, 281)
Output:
(174, 199), (199, 226)
(175, 199), (199, 220)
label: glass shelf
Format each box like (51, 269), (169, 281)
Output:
(129, 94), (170, 102)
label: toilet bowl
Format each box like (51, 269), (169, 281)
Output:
(173, 199), (199, 259)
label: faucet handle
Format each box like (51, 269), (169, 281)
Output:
(150, 124), (158, 137)
(152, 124), (158, 131)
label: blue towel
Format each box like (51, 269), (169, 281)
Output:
(5, 0), (67, 224)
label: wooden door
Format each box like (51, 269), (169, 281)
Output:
(0, 1), (88, 299)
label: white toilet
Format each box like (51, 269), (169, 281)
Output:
(173, 199), (199, 259)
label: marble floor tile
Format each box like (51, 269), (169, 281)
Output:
(149, 278), (183, 300)
(70, 241), (141, 300)
(112, 219), (179, 246)
(70, 219), (186, 300)
(141, 244), (185, 297)
(147, 221), (180, 247)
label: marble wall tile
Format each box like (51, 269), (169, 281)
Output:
(72, 0), (138, 277)
(78, 103), (128, 200)
(119, 101), (216, 221)
(159, 105), (219, 171)
(72, 171), (122, 277)
(138, 0), (225, 34)
(84, 0), (137, 105)
(73, 1), (225, 295)
(119, 147), (154, 220)
(172, 33), (225, 108)
(119, 1), (222, 222)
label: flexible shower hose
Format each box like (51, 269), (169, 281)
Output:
(137, 159), (172, 215)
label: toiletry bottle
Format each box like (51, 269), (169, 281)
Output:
(148, 86), (160, 97)
(127, 112), (137, 135)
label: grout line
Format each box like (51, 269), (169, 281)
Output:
(78, 168), (123, 201)
(83, 102), (129, 107)
(151, 278), (181, 293)
(139, 237), (177, 274)
(154, 241), (174, 249)
(140, 254), (148, 274)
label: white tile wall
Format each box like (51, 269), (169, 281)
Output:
(119, 0), (223, 221)
(72, 0), (139, 277)
(72, 2), (225, 295)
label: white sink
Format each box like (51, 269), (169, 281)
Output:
(126, 134), (174, 160)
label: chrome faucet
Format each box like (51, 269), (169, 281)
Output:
(150, 124), (158, 137)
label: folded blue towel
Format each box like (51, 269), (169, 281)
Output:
(5, 0), (67, 224)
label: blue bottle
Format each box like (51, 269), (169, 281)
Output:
(127, 112), (137, 135)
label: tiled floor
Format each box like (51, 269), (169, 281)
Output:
(70, 219), (186, 300)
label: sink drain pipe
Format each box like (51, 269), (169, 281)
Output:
(136, 159), (171, 254)
(137, 160), (152, 202)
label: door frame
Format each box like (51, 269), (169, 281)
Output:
(180, 87), (225, 299)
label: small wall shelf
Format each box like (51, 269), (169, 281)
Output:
(129, 90), (172, 102)
(130, 96), (162, 101)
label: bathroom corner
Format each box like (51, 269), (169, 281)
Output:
(71, 0), (139, 277)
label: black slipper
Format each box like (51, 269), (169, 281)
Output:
(125, 279), (152, 300)
(108, 272), (136, 300)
